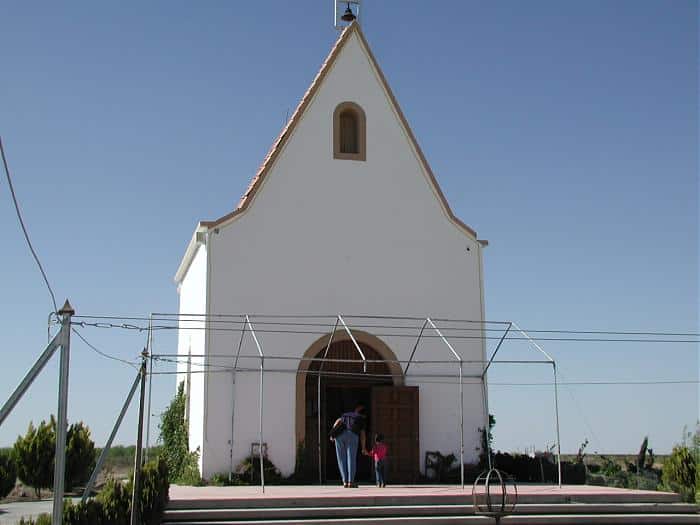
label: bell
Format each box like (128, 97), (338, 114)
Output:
(341, 3), (356, 22)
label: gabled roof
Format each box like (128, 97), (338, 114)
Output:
(176, 22), (482, 283)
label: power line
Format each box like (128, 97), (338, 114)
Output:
(71, 327), (140, 370)
(0, 136), (58, 313)
(72, 314), (700, 338)
(148, 366), (699, 387)
(72, 321), (700, 344)
(150, 355), (699, 385)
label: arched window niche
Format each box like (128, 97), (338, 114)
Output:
(333, 101), (366, 161)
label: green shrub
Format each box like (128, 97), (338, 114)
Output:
(15, 458), (169, 525)
(662, 445), (697, 503)
(96, 478), (130, 525)
(0, 449), (17, 498)
(209, 472), (249, 486)
(13, 418), (55, 497)
(62, 499), (107, 525)
(236, 455), (283, 484)
(134, 456), (170, 525)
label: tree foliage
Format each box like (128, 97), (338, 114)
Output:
(12, 416), (97, 496)
(13, 418), (55, 498)
(66, 421), (97, 490)
(0, 449), (17, 498)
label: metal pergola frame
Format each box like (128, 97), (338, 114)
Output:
(147, 312), (563, 491)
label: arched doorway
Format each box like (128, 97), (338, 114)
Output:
(295, 331), (418, 483)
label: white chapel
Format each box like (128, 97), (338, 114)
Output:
(174, 20), (490, 482)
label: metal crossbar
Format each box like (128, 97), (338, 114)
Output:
(159, 312), (562, 490)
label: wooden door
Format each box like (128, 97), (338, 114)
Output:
(371, 386), (419, 483)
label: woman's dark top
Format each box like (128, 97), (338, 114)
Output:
(340, 411), (366, 435)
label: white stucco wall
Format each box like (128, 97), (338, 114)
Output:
(176, 242), (208, 469)
(179, 30), (487, 479)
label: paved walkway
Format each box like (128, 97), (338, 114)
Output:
(0, 500), (52, 525)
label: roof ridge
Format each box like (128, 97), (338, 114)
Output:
(200, 21), (478, 241)
(204, 23), (357, 226)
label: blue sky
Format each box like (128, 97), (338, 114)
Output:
(0, 1), (697, 455)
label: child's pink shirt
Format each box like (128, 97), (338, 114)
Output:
(371, 442), (388, 462)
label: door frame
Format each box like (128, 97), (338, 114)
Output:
(295, 330), (404, 448)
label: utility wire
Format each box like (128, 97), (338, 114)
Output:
(150, 355), (699, 385)
(71, 321), (700, 344)
(71, 314), (700, 338)
(0, 136), (58, 313)
(72, 327), (140, 370)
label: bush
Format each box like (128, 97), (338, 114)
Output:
(16, 457), (169, 525)
(209, 472), (249, 486)
(0, 449), (17, 498)
(96, 478), (130, 525)
(489, 452), (585, 484)
(236, 455), (283, 484)
(662, 445), (697, 503)
(13, 419), (55, 497)
(134, 456), (170, 525)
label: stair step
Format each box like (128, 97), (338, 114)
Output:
(167, 492), (682, 510)
(162, 502), (698, 521)
(161, 515), (699, 525)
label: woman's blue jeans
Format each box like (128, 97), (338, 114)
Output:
(334, 430), (359, 483)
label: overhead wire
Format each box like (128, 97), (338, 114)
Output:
(71, 327), (140, 370)
(0, 136), (58, 313)
(71, 320), (700, 344)
(71, 314), (700, 338)
(149, 356), (698, 386)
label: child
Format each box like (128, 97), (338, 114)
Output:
(366, 433), (388, 487)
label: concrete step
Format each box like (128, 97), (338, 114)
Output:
(166, 491), (682, 510)
(161, 514), (699, 525)
(162, 502), (698, 522)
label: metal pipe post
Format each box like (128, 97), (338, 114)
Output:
(245, 316), (265, 493)
(231, 321), (246, 481)
(53, 301), (74, 525)
(82, 368), (142, 502)
(145, 315), (154, 462)
(481, 377), (492, 469)
(259, 356), (265, 493)
(130, 352), (148, 525)
(425, 317), (465, 488)
(317, 374), (322, 485)
(459, 361), (464, 489)
(553, 362), (562, 488)
(317, 319), (339, 484)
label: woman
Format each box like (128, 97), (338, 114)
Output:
(330, 403), (367, 487)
